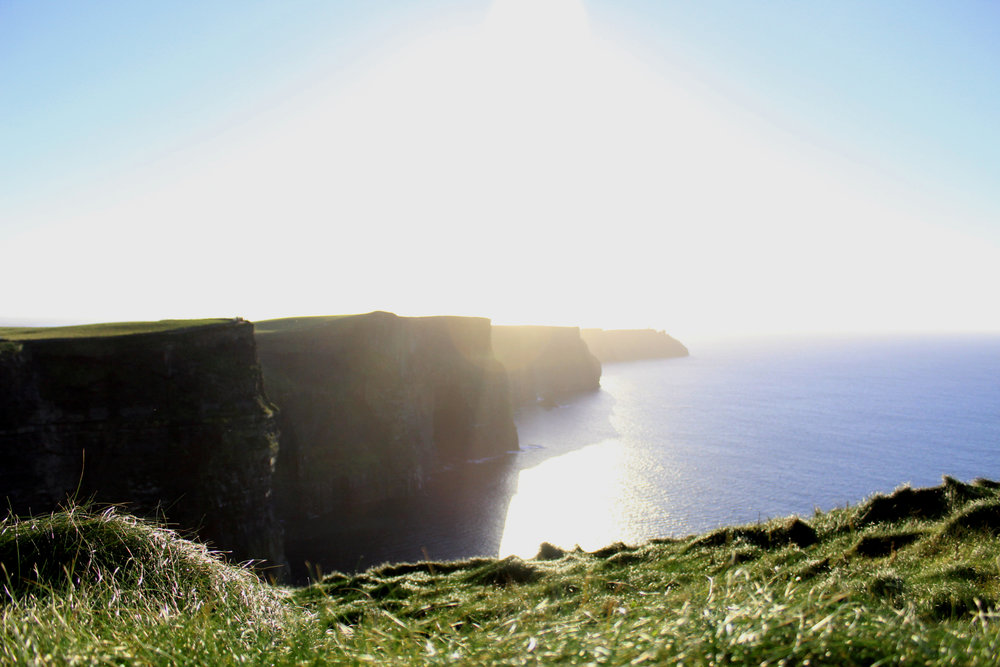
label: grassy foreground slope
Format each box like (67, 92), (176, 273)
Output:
(5, 477), (1000, 665)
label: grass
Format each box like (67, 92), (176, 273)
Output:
(0, 506), (287, 665)
(253, 313), (371, 336)
(0, 319), (238, 341)
(5, 477), (1000, 664)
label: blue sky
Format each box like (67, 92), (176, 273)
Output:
(1, 1), (475, 228)
(597, 1), (1000, 237)
(2, 1), (998, 337)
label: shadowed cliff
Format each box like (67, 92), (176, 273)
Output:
(255, 312), (518, 561)
(581, 328), (689, 363)
(0, 319), (285, 572)
(491, 325), (601, 405)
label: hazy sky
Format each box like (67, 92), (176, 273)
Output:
(3, 0), (998, 339)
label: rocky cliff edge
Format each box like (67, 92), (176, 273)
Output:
(0, 319), (286, 573)
(255, 311), (518, 522)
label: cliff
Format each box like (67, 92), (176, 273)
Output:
(0, 319), (285, 572)
(491, 326), (601, 405)
(580, 328), (689, 363)
(254, 312), (518, 522)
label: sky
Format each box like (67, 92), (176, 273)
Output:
(2, 0), (999, 340)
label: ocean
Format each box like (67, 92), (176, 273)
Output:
(295, 334), (1000, 575)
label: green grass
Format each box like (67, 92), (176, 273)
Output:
(5, 477), (1000, 664)
(0, 319), (237, 341)
(0, 506), (287, 665)
(253, 313), (371, 336)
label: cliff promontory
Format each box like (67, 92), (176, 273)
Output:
(491, 326), (601, 405)
(0, 319), (285, 571)
(581, 328), (689, 363)
(255, 312), (518, 523)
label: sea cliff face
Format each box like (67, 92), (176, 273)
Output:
(0, 320), (285, 571)
(255, 312), (518, 522)
(580, 328), (689, 363)
(491, 326), (602, 405)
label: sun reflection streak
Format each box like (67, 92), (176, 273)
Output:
(498, 439), (630, 557)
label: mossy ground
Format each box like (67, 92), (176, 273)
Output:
(5, 477), (1000, 665)
(252, 313), (363, 336)
(0, 319), (235, 341)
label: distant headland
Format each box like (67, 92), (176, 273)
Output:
(581, 327), (689, 363)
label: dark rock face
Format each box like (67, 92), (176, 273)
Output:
(580, 328), (689, 363)
(0, 321), (285, 572)
(255, 312), (518, 521)
(491, 326), (601, 405)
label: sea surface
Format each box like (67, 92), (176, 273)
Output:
(300, 334), (1000, 574)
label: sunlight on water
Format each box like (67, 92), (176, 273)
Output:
(499, 439), (629, 557)
(493, 336), (1000, 563)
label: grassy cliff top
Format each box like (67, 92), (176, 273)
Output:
(0, 319), (236, 341)
(253, 313), (367, 336)
(5, 476), (1000, 664)
(254, 312), (492, 337)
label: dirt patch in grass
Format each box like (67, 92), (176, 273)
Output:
(855, 477), (993, 528)
(851, 531), (923, 558)
(463, 557), (540, 587)
(855, 486), (949, 526)
(777, 517), (820, 547)
(535, 542), (566, 561)
(795, 557), (831, 579)
(690, 517), (818, 551)
(940, 499), (1000, 537)
(589, 542), (633, 558)
(603, 549), (649, 567)
(729, 547), (763, 565)
(867, 573), (906, 599)
(927, 585), (994, 620)
(937, 564), (987, 582)
(371, 558), (494, 579)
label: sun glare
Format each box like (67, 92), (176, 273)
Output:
(499, 439), (627, 556)
(7, 0), (1000, 336)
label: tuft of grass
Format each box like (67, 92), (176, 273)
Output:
(0, 507), (287, 665)
(0, 506), (278, 610)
